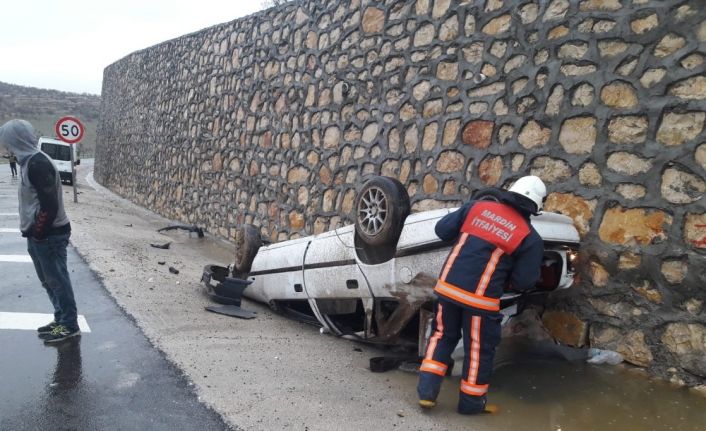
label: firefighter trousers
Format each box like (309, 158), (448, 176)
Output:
(417, 298), (502, 414)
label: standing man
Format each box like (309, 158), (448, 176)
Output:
(417, 176), (547, 415)
(3, 152), (18, 177)
(0, 119), (79, 343)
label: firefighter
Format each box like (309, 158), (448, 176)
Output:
(417, 175), (547, 415)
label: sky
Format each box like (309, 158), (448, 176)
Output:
(0, 0), (267, 95)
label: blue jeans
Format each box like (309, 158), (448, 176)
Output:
(27, 233), (78, 332)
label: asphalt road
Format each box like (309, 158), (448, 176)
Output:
(0, 168), (230, 430)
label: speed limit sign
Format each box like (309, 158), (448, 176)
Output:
(55, 116), (84, 144)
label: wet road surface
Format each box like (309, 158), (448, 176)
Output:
(0, 170), (229, 430)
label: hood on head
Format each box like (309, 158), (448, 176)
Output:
(0, 119), (39, 165)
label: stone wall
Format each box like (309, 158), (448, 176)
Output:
(95, 0), (706, 386)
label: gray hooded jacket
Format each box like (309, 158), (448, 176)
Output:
(0, 119), (70, 238)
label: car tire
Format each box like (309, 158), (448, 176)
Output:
(233, 224), (262, 275)
(354, 176), (410, 248)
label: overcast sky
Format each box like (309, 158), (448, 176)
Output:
(0, 0), (267, 95)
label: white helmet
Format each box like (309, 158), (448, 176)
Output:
(509, 175), (547, 213)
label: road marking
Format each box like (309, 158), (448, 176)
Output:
(0, 228), (20, 233)
(0, 312), (91, 333)
(0, 255), (33, 263)
(0, 213), (18, 216)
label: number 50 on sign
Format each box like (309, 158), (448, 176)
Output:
(55, 116), (84, 144)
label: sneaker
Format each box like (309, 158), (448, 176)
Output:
(419, 399), (437, 409)
(42, 325), (80, 344)
(37, 321), (59, 336)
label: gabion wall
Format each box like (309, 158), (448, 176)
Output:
(95, 0), (706, 387)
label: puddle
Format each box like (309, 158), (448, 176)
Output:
(386, 335), (706, 431)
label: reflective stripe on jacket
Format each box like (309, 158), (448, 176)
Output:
(433, 199), (544, 313)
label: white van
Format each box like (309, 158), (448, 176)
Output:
(37, 137), (80, 185)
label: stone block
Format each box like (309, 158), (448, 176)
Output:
(654, 33), (686, 58)
(544, 192), (597, 237)
(442, 119), (461, 147)
(680, 54), (705, 70)
(696, 144), (706, 171)
(439, 15), (458, 41)
(657, 112), (705, 146)
(547, 25), (571, 40)
(404, 124), (419, 153)
(542, 311), (588, 347)
(618, 252), (641, 269)
(633, 280), (662, 304)
(423, 174), (438, 193)
(639, 68), (666, 88)
(601, 81), (638, 108)
(598, 40), (629, 57)
(362, 7), (385, 33)
(559, 42), (588, 60)
(530, 156), (572, 183)
(323, 126), (340, 149)
(662, 259), (688, 284)
(462, 120), (494, 148)
(413, 23), (435, 47)
(422, 122), (438, 150)
(468, 82), (505, 98)
(616, 183), (646, 200)
(520, 3), (538, 24)
(518, 120), (551, 149)
(684, 213), (706, 249)
(511, 154), (525, 172)
(579, 162), (602, 186)
(498, 124), (514, 145)
(436, 150), (465, 173)
(608, 116), (648, 144)
(598, 206), (671, 246)
(590, 324), (653, 367)
(545, 85), (564, 116)
(436, 61), (458, 80)
(607, 152), (652, 175)
(561, 63), (597, 76)
(579, 0), (622, 11)
(661, 167), (706, 204)
(289, 210), (305, 230)
(482, 14), (511, 35)
(543, 0), (569, 21)
(423, 99), (444, 118)
(592, 19), (616, 33)
(631, 13), (658, 34)
(432, 0), (451, 18)
(571, 83), (594, 106)
(669, 75), (706, 100)
(661, 323), (706, 377)
(478, 155), (503, 186)
(559, 116), (597, 154)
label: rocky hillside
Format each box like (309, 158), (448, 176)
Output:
(0, 81), (100, 156)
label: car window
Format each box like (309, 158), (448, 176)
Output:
(41, 143), (71, 161)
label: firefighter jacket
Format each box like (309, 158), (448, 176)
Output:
(433, 190), (544, 314)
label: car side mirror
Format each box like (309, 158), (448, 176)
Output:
(75, 159), (81, 166)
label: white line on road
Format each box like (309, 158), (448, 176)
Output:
(0, 255), (33, 263)
(0, 312), (91, 333)
(0, 228), (20, 233)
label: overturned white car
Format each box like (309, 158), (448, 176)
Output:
(206, 176), (580, 353)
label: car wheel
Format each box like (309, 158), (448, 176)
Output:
(233, 224), (262, 275)
(355, 176), (410, 247)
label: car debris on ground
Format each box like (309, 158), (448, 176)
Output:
(157, 224), (205, 238)
(150, 242), (171, 249)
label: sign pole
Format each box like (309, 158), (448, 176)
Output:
(71, 146), (77, 203)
